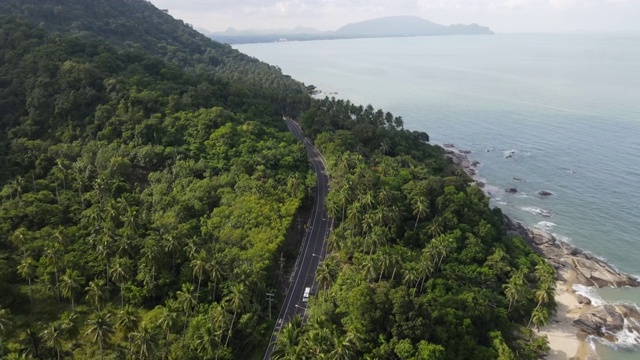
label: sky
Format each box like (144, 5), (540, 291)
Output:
(146, 0), (640, 33)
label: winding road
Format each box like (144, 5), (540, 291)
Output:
(263, 118), (332, 359)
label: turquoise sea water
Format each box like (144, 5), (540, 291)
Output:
(236, 34), (640, 359)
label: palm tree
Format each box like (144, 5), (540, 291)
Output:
(503, 269), (526, 311)
(157, 301), (178, 348)
(140, 239), (160, 292)
(377, 247), (393, 282)
(208, 258), (222, 302)
(132, 325), (159, 360)
(329, 331), (356, 360)
(42, 323), (63, 360)
(85, 311), (114, 360)
(0, 307), (13, 358)
(223, 283), (248, 347)
(43, 240), (63, 300)
(176, 283), (198, 334)
(116, 305), (139, 357)
(412, 196), (428, 231)
(71, 159), (89, 208)
(191, 251), (208, 295)
(59, 312), (80, 345)
(85, 279), (108, 311)
(60, 268), (84, 312)
(110, 256), (130, 307)
(11, 228), (29, 256)
(162, 234), (181, 274)
(17, 256), (37, 311)
(316, 259), (336, 291)
(272, 315), (303, 360)
(531, 306), (549, 331)
(208, 302), (229, 360)
(426, 217), (444, 238)
(402, 262), (420, 294)
(21, 329), (42, 359)
(360, 255), (377, 282)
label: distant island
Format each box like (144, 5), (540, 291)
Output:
(210, 15), (494, 44)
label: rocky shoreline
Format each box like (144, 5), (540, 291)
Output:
(444, 143), (640, 357)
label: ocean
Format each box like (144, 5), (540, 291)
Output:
(236, 33), (640, 359)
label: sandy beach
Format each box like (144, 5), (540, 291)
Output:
(539, 271), (592, 360)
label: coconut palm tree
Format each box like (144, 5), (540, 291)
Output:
(132, 324), (159, 360)
(60, 268), (84, 312)
(84, 311), (113, 360)
(316, 258), (338, 291)
(110, 256), (131, 307)
(17, 256), (37, 311)
(157, 301), (178, 348)
(272, 315), (303, 360)
(0, 307), (13, 358)
(59, 312), (80, 345)
(191, 251), (208, 295)
(116, 305), (139, 357)
(412, 196), (428, 231)
(176, 283), (198, 334)
(503, 269), (526, 311)
(85, 279), (108, 311)
(329, 331), (356, 360)
(223, 283), (248, 347)
(208, 257), (222, 302)
(402, 262), (420, 294)
(41, 323), (63, 360)
(530, 306), (549, 331)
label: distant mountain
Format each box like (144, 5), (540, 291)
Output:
(210, 16), (493, 44)
(335, 16), (493, 37)
(217, 26), (325, 36)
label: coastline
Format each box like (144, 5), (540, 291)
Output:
(444, 144), (640, 360)
(539, 270), (592, 360)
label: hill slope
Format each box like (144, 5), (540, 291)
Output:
(0, 2), (552, 360)
(0, 0), (311, 114)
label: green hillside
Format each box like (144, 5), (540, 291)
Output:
(0, 1), (553, 359)
(0, 0), (311, 115)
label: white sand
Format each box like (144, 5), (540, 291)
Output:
(539, 279), (591, 360)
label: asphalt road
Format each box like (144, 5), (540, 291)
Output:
(263, 119), (331, 359)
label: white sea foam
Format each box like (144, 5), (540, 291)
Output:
(573, 284), (607, 307)
(535, 221), (557, 230)
(503, 149), (517, 158)
(521, 206), (553, 218)
(591, 321), (640, 350)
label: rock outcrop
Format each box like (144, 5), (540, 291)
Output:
(574, 304), (640, 344)
(504, 216), (640, 288)
(576, 294), (591, 305)
(538, 190), (553, 196)
(505, 188), (518, 194)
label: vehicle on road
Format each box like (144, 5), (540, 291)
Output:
(302, 287), (310, 303)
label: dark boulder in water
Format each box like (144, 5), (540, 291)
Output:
(538, 190), (553, 196)
(505, 188), (518, 194)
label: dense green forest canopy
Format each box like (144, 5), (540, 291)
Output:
(0, 15), (314, 359)
(0, 0), (312, 115)
(0, 1), (555, 359)
(271, 98), (555, 359)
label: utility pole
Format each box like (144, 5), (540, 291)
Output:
(266, 292), (274, 320)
